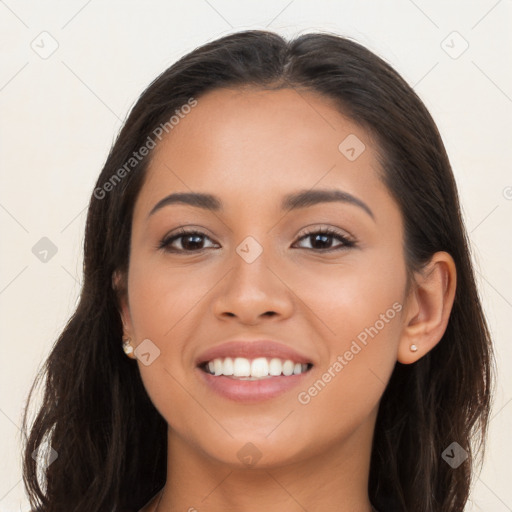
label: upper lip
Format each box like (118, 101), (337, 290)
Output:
(195, 339), (314, 366)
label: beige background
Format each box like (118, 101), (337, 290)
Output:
(1, 1), (511, 510)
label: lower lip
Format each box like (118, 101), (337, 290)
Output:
(196, 367), (311, 403)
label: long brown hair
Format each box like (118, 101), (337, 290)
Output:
(22, 30), (494, 511)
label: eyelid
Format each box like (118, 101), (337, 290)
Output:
(296, 224), (355, 242)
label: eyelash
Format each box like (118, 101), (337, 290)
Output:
(157, 227), (356, 254)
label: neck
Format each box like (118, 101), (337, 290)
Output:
(153, 409), (377, 512)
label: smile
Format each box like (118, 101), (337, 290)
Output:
(200, 356), (313, 379)
(195, 339), (315, 402)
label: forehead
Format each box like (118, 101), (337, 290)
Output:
(135, 87), (386, 218)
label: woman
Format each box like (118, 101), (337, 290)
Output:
(22, 30), (493, 511)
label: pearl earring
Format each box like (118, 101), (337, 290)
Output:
(410, 344), (418, 352)
(122, 337), (134, 355)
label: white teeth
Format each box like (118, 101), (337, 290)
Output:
(233, 357), (251, 377)
(204, 356), (310, 378)
(251, 357), (269, 378)
(223, 357), (234, 376)
(282, 360), (294, 376)
(214, 358), (223, 376)
(269, 358), (282, 376)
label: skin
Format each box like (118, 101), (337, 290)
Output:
(115, 87), (457, 512)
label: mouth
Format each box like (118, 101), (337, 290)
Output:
(198, 356), (314, 380)
(195, 339), (315, 402)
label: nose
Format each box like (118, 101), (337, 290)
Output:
(211, 244), (294, 325)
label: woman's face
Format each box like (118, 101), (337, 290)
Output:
(120, 87), (409, 468)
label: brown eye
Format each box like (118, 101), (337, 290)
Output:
(294, 228), (355, 251)
(159, 229), (218, 253)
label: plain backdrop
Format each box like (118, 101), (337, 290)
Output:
(1, 1), (511, 510)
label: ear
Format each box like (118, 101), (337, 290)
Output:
(398, 251), (457, 364)
(112, 269), (136, 359)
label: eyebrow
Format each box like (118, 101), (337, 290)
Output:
(148, 189), (374, 220)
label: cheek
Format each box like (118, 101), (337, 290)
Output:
(295, 297), (403, 444)
(125, 261), (200, 424)
(127, 257), (214, 340)
(291, 247), (406, 346)
(126, 259), (220, 415)
(293, 254), (405, 417)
